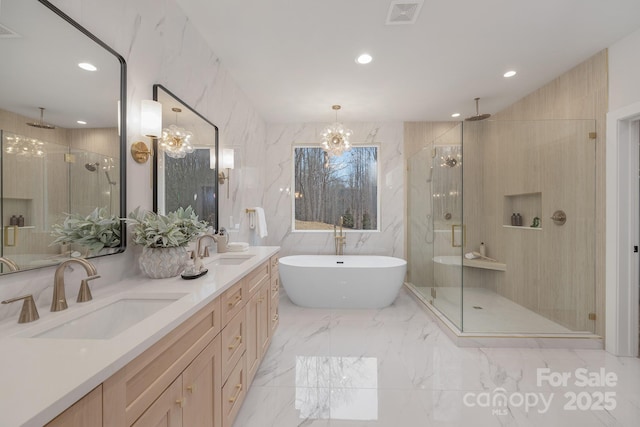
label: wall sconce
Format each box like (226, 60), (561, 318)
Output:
(218, 148), (235, 198)
(131, 100), (162, 163)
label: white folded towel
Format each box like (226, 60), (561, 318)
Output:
(228, 242), (249, 252)
(252, 207), (268, 238)
(465, 251), (497, 262)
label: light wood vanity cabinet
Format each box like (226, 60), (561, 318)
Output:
(95, 252), (279, 427)
(45, 385), (103, 427)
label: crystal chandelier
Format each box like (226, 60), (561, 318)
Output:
(159, 107), (194, 159)
(3, 133), (45, 158)
(321, 105), (352, 157)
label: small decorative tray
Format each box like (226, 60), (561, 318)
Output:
(181, 268), (208, 280)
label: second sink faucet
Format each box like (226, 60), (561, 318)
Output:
(51, 258), (99, 312)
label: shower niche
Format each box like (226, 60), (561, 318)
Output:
(502, 192), (542, 229)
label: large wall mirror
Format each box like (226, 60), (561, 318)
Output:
(153, 85), (219, 230)
(0, 0), (126, 274)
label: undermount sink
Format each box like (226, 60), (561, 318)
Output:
(23, 293), (186, 340)
(207, 254), (254, 266)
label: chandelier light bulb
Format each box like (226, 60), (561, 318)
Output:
(160, 108), (195, 159)
(321, 105), (352, 157)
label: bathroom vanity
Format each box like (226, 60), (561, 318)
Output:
(0, 246), (279, 427)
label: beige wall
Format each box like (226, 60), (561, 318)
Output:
(404, 50), (607, 335)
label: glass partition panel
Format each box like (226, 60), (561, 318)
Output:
(407, 123), (463, 329)
(461, 119), (596, 334)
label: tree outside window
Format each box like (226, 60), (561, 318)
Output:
(293, 146), (379, 231)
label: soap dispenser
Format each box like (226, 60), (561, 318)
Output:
(217, 228), (229, 253)
(479, 242), (486, 257)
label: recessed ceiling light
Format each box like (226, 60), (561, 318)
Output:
(78, 62), (97, 71)
(77, 120), (87, 125)
(356, 53), (373, 65)
(503, 70), (517, 78)
(451, 113), (461, 118)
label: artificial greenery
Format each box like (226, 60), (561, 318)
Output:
(127, 206), (208, 248)
(51, 207), (121, 252)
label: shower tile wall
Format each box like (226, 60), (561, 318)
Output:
(485, 50), (607, 334)
(405, 50), (607, 335)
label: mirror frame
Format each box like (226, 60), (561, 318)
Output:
(152, 84), (219, 231)
(0, 1), (127, 275)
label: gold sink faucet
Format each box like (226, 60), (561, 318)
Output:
(196, 233), (218, 259)
(52, 258), (99, 312)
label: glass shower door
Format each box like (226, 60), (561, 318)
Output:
(407, 124), (463, 329)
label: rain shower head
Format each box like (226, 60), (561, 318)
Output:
(84, 162), (99, 172)
(26, 107), (55, 129)
(465, 98), (491, 121)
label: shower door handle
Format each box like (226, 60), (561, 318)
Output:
(451, 224), (466, 248)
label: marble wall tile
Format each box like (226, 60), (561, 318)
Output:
(263, 122), (405, 258)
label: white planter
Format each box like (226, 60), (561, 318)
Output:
(138, 246), (189, 278)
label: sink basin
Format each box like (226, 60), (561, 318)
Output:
(207, 254), (254, 266)
(26, 294), (186, 340)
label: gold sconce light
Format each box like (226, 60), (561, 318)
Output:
(131, 100), (162, 164)
(218, 148), (235, 199)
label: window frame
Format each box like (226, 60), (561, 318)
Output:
(290, 143), (381, 233)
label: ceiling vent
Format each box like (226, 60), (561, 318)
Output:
(0, 23), (20, 38)
(386, 1), (424, 25)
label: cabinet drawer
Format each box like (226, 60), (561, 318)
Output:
(221, 308), (246, 381)
(221, 280), (247, 325)
(222, 354), (247, 427)
(247, 261), (270, 297)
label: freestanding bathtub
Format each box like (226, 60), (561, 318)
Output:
(279, 255), (407, 309)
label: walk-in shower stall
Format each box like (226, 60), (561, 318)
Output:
(406, 120), (597, 337)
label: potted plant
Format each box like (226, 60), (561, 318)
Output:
(51, 207), (121, 255)
(126, 206), (208, 278)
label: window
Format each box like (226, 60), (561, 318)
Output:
(293, 146), (379, 231)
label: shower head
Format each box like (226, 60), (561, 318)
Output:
(84, 162), (99, 172)
(465, 98), (491, 121)
(26, 107), (56, 129)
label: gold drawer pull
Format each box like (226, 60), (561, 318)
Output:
(176, 398), (185, 408)
(257, 297), (265, 303)
(187, 385), (195, 393)
(227, 294), (242, 308)
(228, 384), (243, 403)
(228, 335), (242, 350)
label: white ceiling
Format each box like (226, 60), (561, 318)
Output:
(175, 0), (640, 123)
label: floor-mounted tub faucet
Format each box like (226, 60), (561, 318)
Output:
(334, 216), (346, 255)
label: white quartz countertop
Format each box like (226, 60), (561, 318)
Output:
(0, 246), (280, 427)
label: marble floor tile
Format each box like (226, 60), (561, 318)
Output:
(234, 289), (640, 427)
